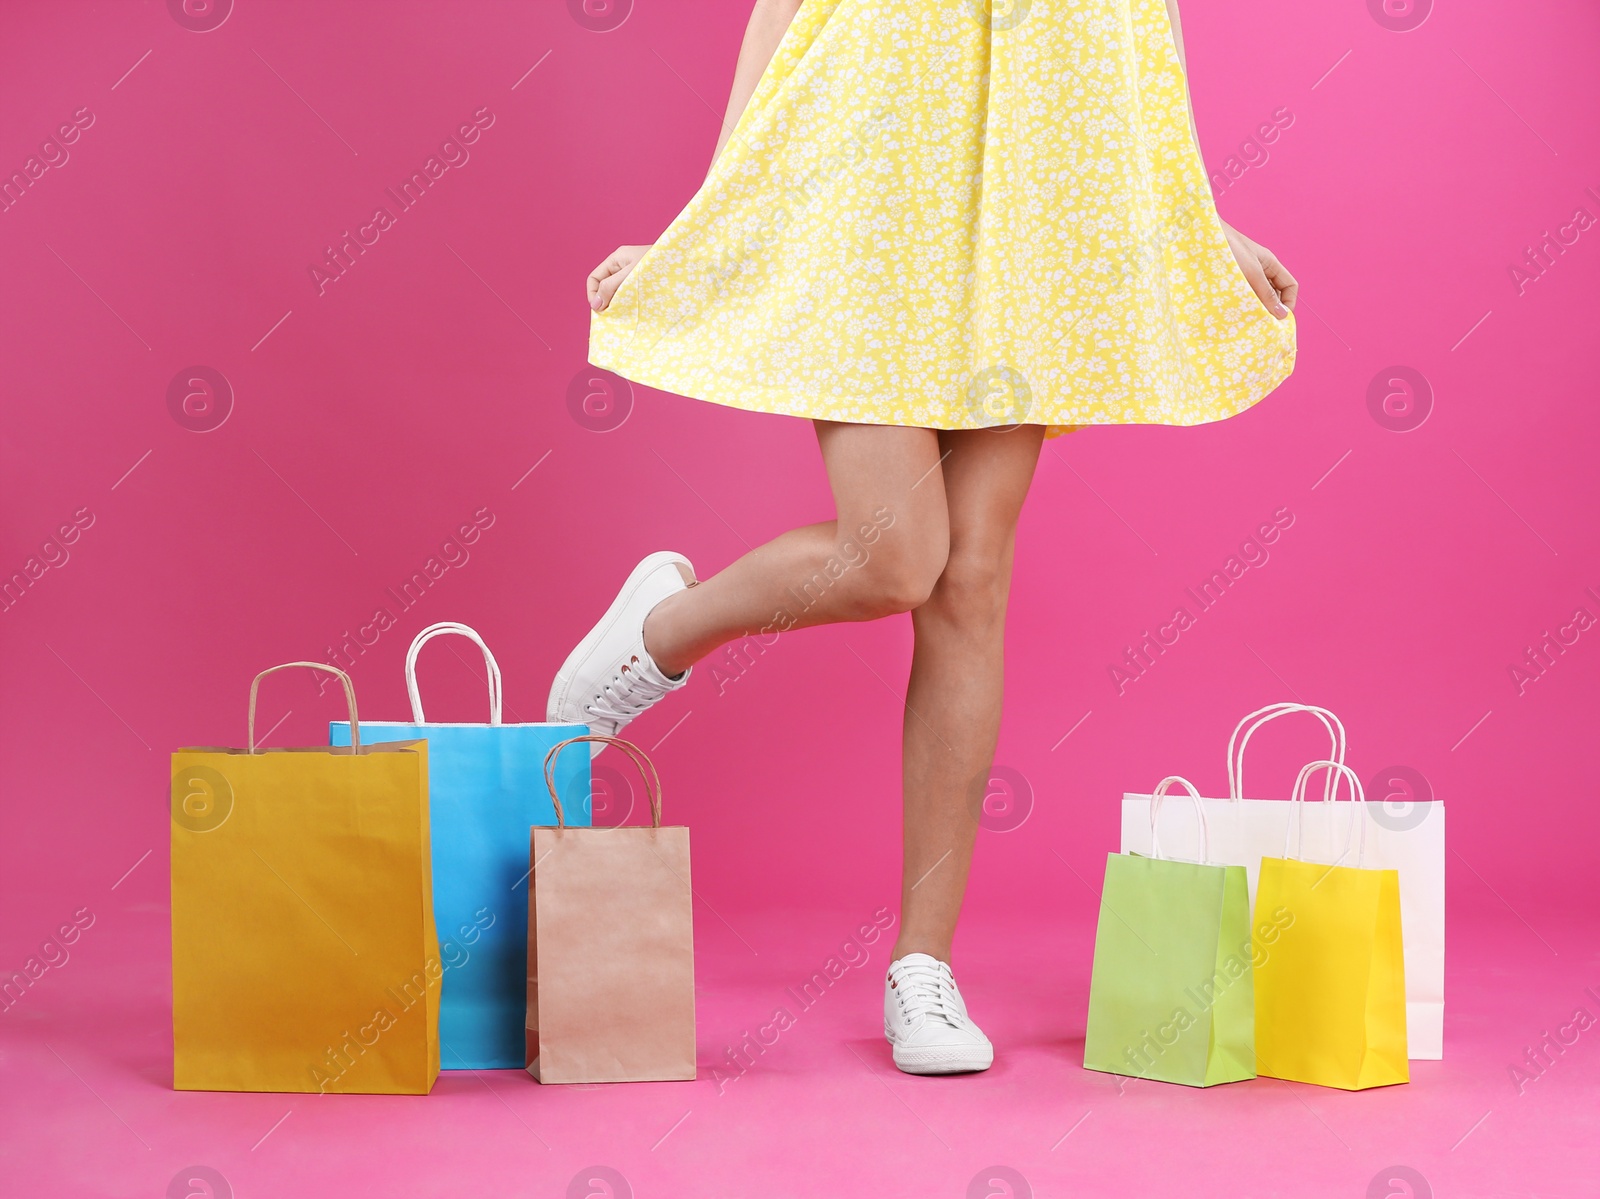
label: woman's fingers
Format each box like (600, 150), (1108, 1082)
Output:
(596, 262), (634, 311)
(1262, 251), (1298, 312)
(1237, 239), (1288, 318)
(588, 255), (623, 311)
(1224, 224), (1293, 319)
(587, 245), (652, 312)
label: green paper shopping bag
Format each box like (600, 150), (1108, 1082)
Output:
(1254, 760), (1409, 1090)
(1084, 776), (1256, 1087)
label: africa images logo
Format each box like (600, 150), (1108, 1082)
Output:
(965, 365), (1034, 426)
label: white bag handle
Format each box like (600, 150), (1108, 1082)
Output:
(1149, 775), (1210, 864)
(1228, 702), (1347, 802)
(1283, 759), (1368, 868)
(405, 622), (503, 725)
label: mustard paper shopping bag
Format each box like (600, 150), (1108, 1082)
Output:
(1254, 760), (1408, 1090)
(526, 735), (695, 1083)
(171, 663), (441, 1093)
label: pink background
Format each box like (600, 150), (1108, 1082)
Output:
(3, 1), (1597, 1196)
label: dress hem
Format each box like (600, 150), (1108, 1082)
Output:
(589, 332), (1296, 441)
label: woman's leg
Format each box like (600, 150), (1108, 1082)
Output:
(643, 421), (952, 675)
(889, 425), (1047, 965)
(643, 419), (1044, 968)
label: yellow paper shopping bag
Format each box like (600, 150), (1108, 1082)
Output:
(171, 663), (440, 1093)
(1254, 760), (1408, 1089)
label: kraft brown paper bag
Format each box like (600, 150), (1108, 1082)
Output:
(526, 735), (695, 1083)
(171, 662), (440, 1094)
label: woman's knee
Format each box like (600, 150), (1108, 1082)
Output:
(924, 541), (1013, 626)
(833, 510), (949, 618)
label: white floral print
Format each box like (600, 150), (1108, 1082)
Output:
(590, 0), (1296, 438)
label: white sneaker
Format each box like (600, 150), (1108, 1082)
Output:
(883, 952), (994, 1075)
(547, 551), (695, 756)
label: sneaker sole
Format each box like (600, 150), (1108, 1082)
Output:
(547, 550), (693, 754)
(884, 1024), (994, 1075)
(890, 1043), (995, 1075)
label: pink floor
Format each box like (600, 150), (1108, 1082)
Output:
(4, 897), (1597, 1198)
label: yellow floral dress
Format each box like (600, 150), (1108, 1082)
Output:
(588, 0), (1296, 438)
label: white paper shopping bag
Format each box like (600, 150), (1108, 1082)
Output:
(1120, 702), (1445, 1059)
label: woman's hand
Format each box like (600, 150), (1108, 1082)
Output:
(1220, 220), (1296, 318)
(588, 245), (652, 313)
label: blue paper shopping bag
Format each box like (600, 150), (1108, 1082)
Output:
(332, 622), (590, 1069)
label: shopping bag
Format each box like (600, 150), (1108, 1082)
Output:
(330, 622), (591, 1069)
(1120, 702), (1445, 1058)
(1254, 760), (1409, 1090)
(171, 663), (440, 1094)
(527, 735), (695, 1083)
(1084, 777), (1255, 1087)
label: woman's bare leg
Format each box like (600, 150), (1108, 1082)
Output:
(889, 426), (1046, 965)
(643, 421), (951, 675)
(640, 418), (1044, 969)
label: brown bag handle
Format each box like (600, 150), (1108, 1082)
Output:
(542, 735), (662, 828)
(249, 662), (360, 753)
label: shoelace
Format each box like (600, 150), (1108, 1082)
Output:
(891, 959), (965, 1030)
(585, 654), (677, 723)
